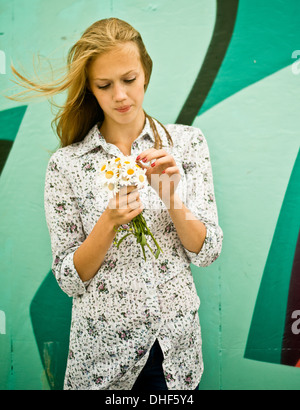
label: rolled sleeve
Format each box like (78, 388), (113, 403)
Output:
(184, 222), (223, 267)
(182, 128), (223, 267)
(52, 247), (87, 297)
(44, 151), (87, 297)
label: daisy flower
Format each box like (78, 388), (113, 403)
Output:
(120, 160), (146, 190)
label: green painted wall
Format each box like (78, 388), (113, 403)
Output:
(0, 0), (299, 390)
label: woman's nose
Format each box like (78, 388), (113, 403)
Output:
(113, 83), (126, 101)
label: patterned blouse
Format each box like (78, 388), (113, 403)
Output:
(44, 117), (223, 390)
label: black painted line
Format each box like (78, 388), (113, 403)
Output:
(176, 0), (239, 126)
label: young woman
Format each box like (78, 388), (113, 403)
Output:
(11, 18), (223, 390)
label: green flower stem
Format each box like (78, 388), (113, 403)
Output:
(113, 212), (163, 261)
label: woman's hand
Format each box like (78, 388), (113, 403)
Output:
(136, 149), (181, 205)
(105, 185), (143, 228)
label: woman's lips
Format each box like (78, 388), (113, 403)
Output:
(116, 105), (131, 113)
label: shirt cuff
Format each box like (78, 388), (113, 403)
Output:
(183, 223), (223, 267)
(53, 250), (88, 297)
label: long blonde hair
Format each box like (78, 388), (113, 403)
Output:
(8, 18), (173, 149)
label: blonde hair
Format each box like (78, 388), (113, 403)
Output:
(8, 17), (173, 149)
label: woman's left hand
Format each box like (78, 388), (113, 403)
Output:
(135, 149), (181, 204)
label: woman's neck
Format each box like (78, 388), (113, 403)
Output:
(100, 110), (146, 148)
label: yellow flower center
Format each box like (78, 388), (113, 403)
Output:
(101, 165), (106, 172)
(105, 171), (114, 179)
(139, 175), (145, 182)
(127, 169), (134, 176)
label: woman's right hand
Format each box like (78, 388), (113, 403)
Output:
(105, 185), (143, 228)
(74, 185), (142, 282)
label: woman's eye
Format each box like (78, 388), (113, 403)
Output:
(97, 84), (110, 89)
(124, 78), (136, 84)
(96, 78), (136, 89)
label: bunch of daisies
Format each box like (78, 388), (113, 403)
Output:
(98, 156), (146, 196)
(98, 155), (162, 261)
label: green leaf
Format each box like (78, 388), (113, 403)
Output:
(141, 245), (146, 261)
(146, 242), (154, 255)
(116, 232), (132, 248)
(141, 233), (147, 246)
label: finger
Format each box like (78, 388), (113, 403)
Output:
(136, 148), (156, 162)
(161, 165), (180, 176)
(118, 191), (139, 209)
(128, 198), (143, 210)
(118, 185), (138, 197)
(136, 149), (167, 163)
(127, 189), (140, 204)
(150, 155), (175, 170)
(128, 203), (144, 220)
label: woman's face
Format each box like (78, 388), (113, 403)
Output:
(88, 42), (146, 127)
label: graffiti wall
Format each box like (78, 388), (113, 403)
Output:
(0, 0), (299, 390)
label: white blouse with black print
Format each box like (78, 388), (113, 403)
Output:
(44, 116), (223, 390)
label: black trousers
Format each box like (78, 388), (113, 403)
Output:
(131, 339), (200, 391)
(131, 339), (168, 390)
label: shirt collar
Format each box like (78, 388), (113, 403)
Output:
(73, 116), (168, 157)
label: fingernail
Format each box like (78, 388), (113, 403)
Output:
(151, 162), (156, 167)
(162, 170), (165, 174)
(136, 155), (140, 161)
(142, 157), (147, 162)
